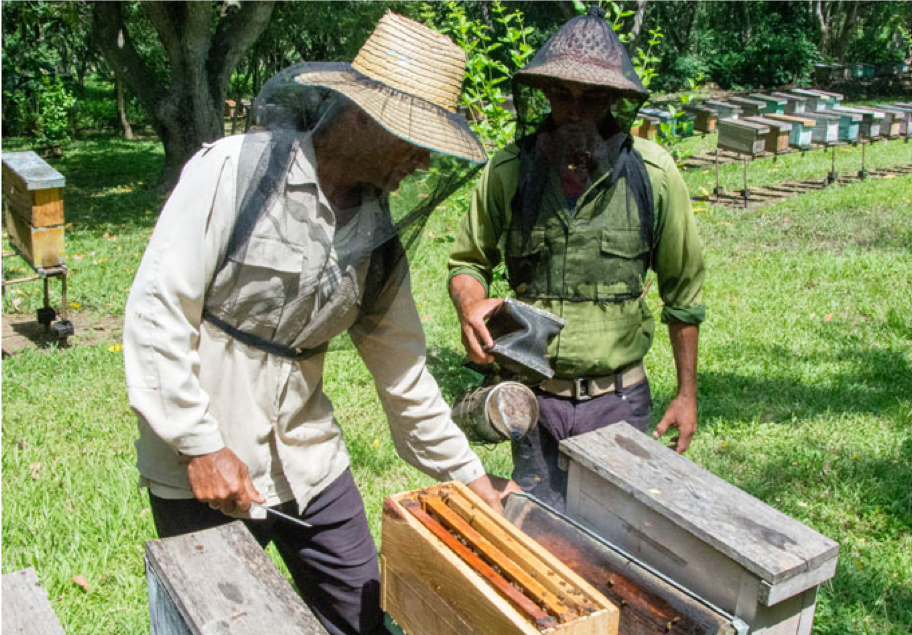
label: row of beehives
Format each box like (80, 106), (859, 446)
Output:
(814, 61), (911, 84)
(633, 90), (912, 157)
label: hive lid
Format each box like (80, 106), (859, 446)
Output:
(1, 151), (65, 190)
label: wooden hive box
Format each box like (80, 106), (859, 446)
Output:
(717, 118), (769, 156)
(750, 94), (786, 114)
(807, 89), (843, 109)
(632, 114), (660, 140)
(875, 104), (912, 136)
(856, 107), (901, 137)
(771, 92), (807, 114)
(802, 111), (840, 144)
(2, 568), (65, 635)
(826, 108), (862, 142)
(2, 151), (66, 272)
(745, 116), (792, 153)
(560, 423), (839, 635)
(684, 104), (717, 133)
(705, 100), (742, 120)
(727, 96), (767, 117)
(833, 106), (882, 139)
(640, 107), (675, 136)
(787, 90), (826, 112)
(145, 522), (327, 634)
(381, 481), (619, 635)
(765, 113), (816, 149)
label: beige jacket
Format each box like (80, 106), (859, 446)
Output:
(123, 134), (484, 516)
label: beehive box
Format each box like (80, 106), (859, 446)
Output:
(745, 116), (792, 153)
(826, 108), (862, 142)
(806, 89), (843, 109)
(561, 423), (839, 635)
(856, 107), (901, 137)
(802, 112), (840, 144)
(717, 118), (769, 155)
(787, 90), (827, 112)
(381, 481), (619, 635)
(833, 106), (882, 140)
(875, 104), (912, 136)
(632, 114), (660, 140)
(727, 96), (767, 117)
(750, 94), (786, 114)
(705, 100), (742, 120)
(771, 92), (807, 114)
(765, 114), (816, 149)
(684, 104), (718, 133)
(2, 151), (66, 272)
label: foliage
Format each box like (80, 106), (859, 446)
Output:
(422, 0), (535, 152)
(35, 76), (76, 147)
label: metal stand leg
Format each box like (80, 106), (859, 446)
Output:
(827, 146), (838, 185)
(858, 141), (868, 180)
(37, 277), (56, 330)
(713, 149), (724, 196)
(741, 159), (750, 208)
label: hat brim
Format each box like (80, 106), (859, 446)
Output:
(517, 64), (649, 101)
(296, 64), (487, 164)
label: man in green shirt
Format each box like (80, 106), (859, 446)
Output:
(447, 7), (705, 511)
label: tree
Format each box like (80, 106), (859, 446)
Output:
(92, 1), (275, 186)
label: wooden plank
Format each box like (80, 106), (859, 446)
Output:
(1, 151), (66, 190)
(443, 489), (598, 614)
(2, 568), (66, 635)
(4, 208), (65, 270)
(145, 521), (327, 634)
(560, 423), (839, 593)
(382, 483), (619, 635)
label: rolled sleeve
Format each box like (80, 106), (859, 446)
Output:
(652, 153), (706, 326)
(352, 271), (485, 484)
(123, 144), (235, 456)
(447, 152), (514, 294)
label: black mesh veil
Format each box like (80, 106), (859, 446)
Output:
(202, 61), (482, 358)
(509, 7), (656, 274)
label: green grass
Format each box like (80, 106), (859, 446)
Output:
(3, 115), (912, 633)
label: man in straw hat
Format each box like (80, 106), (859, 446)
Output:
(448, 6), (705, 512)
(124, 12), (516, 634)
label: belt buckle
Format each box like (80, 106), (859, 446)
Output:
(573, 378), (591, 401)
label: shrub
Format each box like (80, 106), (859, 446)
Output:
(35, 76), (76, 147)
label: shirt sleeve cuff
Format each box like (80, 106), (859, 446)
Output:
(174, 431), (226, 457)
(444, 456), (487, 485)
(447, 267), (491, 295)
(661, 304), (706, 325)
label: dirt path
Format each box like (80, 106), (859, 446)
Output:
(2, 312), (123, 357)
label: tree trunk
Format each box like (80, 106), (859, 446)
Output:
(116, 75), (134, 140)
(815, 0), (830, 58)
(628, 0), (649, 50)
(741, 1), (752, 45)
(92, 1), (275, 188)
(834, 1), (860, 64)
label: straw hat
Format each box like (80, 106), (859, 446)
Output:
(295, 12), (486, 163)
(516, 6), (648, 99)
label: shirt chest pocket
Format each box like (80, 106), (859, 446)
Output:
(226, 236), (306, 332)
(596, 228), (649, 299)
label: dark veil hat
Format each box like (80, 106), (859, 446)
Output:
(515, 5), (648, 100)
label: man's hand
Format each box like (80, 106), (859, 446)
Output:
(653, 395), (697, 453)
(449, 273), (502, 364)
(459, 297), (503, 364)
(187, 447), (264, 514)
(466, 474), (522, 514)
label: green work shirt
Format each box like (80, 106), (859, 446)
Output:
(447, 137), (705, 379)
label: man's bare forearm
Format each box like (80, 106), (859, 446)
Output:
(449, 273), (487, 317)
(668, 322), (699, 399)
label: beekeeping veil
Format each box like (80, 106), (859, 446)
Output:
(510, 6), (655, 265)
(203, 12), (485, 359)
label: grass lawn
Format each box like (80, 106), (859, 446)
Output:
(3, 117), (911, 633)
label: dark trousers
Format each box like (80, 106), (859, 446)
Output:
(149, 468), (387, 635)
(512, 377), (652, 513)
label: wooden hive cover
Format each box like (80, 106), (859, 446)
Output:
(765, 113), (817, 129)
(560, 424), (839, 603)
(2, 151), (66, 191)
(746, 115), (792, 133)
